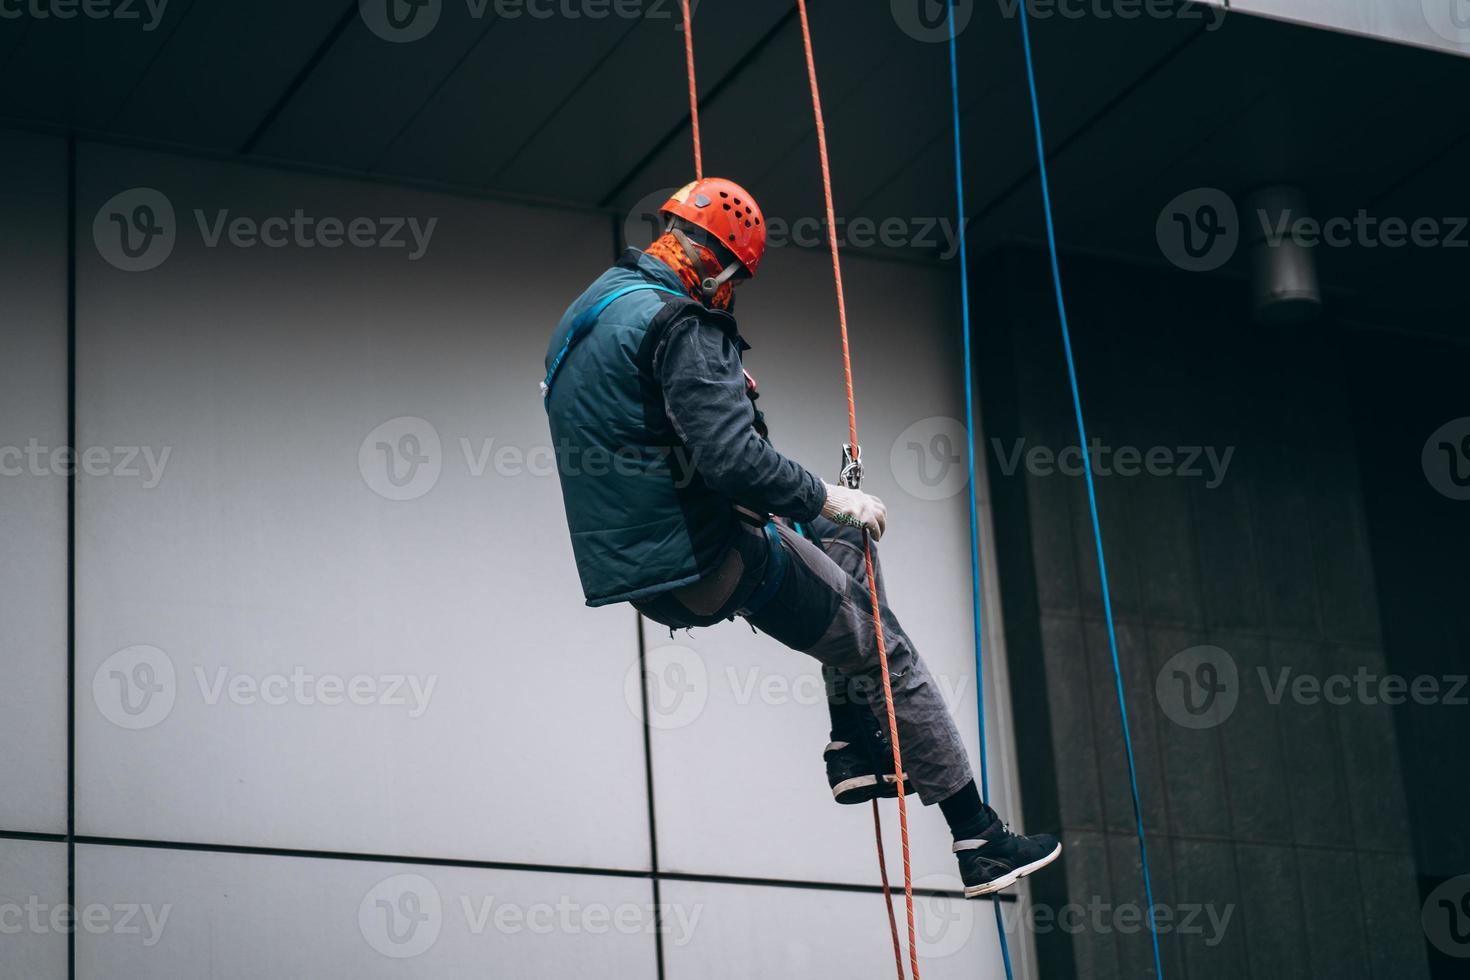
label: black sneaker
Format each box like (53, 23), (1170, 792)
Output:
(825, 725), (918, 805)
(954, 808), (1062, 897)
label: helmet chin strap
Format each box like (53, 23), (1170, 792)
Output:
(670, 227), (742, 300)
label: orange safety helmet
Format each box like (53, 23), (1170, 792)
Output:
(659, 177), (767, 277)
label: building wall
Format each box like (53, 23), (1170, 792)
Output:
(1232, 0), (1470, 57)
(1344, 327), (1470, 979)
(0, 131), (1028, 978)
(976, 246), (1430, 978)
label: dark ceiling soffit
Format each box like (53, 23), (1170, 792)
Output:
(239, 1), (361, 155)
(596, 7), (798, 208)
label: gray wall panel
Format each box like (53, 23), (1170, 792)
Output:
(0, 838), (68, 979)
(0, 130), (68, 834)
(74, 144), (650, 868)
(75, 844), (657, 979)
(660, 877), (1013, 980)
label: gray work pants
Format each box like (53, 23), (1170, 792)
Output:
(634, 516), (973, 804)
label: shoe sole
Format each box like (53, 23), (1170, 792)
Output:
(833, 774), (881, 805)
(832, 773), (916, 805)
(963, 842), (1063, 898)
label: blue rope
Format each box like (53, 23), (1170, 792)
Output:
(1015, 8), (1165, 978)
(946, 5), (1014, 978)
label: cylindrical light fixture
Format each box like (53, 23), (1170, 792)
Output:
(1247, 185), (1322, 325)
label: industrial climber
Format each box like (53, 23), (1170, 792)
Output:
(541, 177), (1061, 897)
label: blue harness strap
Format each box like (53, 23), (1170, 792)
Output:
(541, 282), (684, 406)
(739, 522), (789, 617)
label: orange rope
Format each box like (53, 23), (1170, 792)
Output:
(793, 3), (918, 978)
(679, 0), (702, 179)
(872, 799), (905, 979)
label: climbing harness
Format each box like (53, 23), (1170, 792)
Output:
(737, 523), (791, 618)
(1016, 5), (1166, 977)
(945, 4), (1016, 977)
(792, 2), (919, 978)
(541, 283), (684, 404)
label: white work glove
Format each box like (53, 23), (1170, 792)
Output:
(821, 482), (888, 541)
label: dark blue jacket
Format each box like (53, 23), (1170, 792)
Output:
(544, 249), (826, 606)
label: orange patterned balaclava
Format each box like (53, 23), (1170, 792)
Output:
(644, 232), (737, 311)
